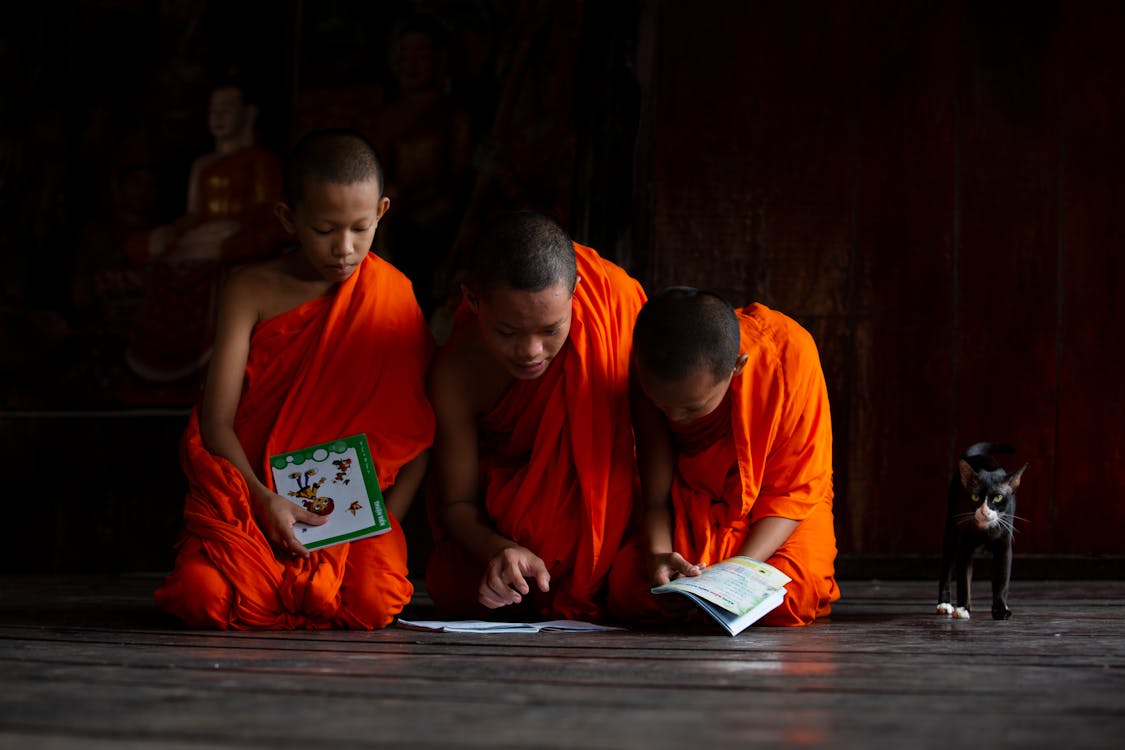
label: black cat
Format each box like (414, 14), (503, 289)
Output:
(937, 442), (1027, 620)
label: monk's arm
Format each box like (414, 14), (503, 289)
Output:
(737, 517), (801, 561)
(429, 362), (498, 558)
(199, 270), (326, 556)
(632, 371), (701, 585)
(382, 450), (429, 520)
(429, 357), (549, 607)
(199, 272), (267, 493)
(740, 324), (832, 563)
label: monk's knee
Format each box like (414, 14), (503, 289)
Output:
(335, 572), (413, 629)
(756, 564), (833, 626)
(154, 555), (235, 629)
(333, 531), (414, 629)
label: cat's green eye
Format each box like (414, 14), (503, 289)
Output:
(991, 494), (1003, 504)
(971, 494), (980, 502)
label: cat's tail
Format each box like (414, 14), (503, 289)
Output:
(963, 442), (1015, 458)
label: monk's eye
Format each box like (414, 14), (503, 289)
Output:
(991, 494), (1004, 504)
(971, 494), (980, 503)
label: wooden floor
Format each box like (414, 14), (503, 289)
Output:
(1, 576), (1124, 749)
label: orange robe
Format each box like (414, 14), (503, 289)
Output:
(610, 303), (840, 626)
(154, 254), (435, 629)
(425, 243), (646, 621)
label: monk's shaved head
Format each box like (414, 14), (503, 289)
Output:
(284, 129), (384, 207)
(634, 287), (741, 383)
(468, 212), (577, 296)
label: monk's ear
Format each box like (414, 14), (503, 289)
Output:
(374, 195), (391, 222)
(275, 202), (296, 234)
(731, 353), (749, 378)
(462, 283), (480, 313)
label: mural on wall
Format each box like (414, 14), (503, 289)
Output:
(0, 0), (586, 410)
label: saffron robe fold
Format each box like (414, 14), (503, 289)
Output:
(154, 253), (435, 629)
(610, 303), (840, 626)
(425, 243), (646, 621)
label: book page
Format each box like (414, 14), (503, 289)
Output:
(652, 556), (791, 617)
(396, 619), (626, 634)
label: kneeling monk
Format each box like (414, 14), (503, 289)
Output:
(609, 287), (839, 626)
(425, 211), (646, 621)
(154, 129), (435, 629)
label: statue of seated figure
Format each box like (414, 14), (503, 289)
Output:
(125, 81), (285, 391)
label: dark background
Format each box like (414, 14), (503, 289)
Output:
(2, 0), (1122, 577)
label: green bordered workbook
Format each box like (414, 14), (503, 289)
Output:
(269, 434), (390, 551)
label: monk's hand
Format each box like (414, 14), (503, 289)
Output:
(650, 553), (709, 624)
(251, 489), (328, 560)
(651, 552), (704, 586)
(480, 546), (551, 609)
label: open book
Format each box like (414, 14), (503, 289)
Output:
(269, 434), (391, 551)
(396, 619), (625, 634)
(651, 556), (791, 636)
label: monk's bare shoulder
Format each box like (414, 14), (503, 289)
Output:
(430, 321), (510, 419)
(215, 260), (279, 325)
(224, 253), (335, 324)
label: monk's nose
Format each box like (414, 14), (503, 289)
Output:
(515, 337), (543, 360)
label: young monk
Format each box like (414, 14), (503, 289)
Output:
(425, 211), (646, 621)
(609, 287), (840, 626)
(154, 129), (435, 629)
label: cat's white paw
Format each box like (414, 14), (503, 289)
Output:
(936, 602), (954, 616)
(952, 607), (971, 619)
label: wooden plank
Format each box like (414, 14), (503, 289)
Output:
(2, 577), (1124, 748)
(850, 3), (959, 555)
(1054, 2), (1125, 554)
(952, 2), (1061, 554)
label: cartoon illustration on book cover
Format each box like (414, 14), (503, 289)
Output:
(288, 469), (336, 516)
(270, 435), (390, 550)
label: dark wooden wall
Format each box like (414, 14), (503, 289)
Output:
(5, 1), (1123, 574)
(637, 0), (1125, 561)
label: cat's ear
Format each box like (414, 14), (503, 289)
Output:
(958, 460), (981, 492)
(1005, 463), (1028, 491)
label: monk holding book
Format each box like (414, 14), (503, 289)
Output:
(425, 212), (646, 621)
(609, 287), (839, 626)
(154, 129), (434, 629)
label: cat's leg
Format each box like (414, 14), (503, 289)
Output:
(989, 536), (1013, 620)
(952, 542), (974, 619)
(937, 516), (956, 615)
